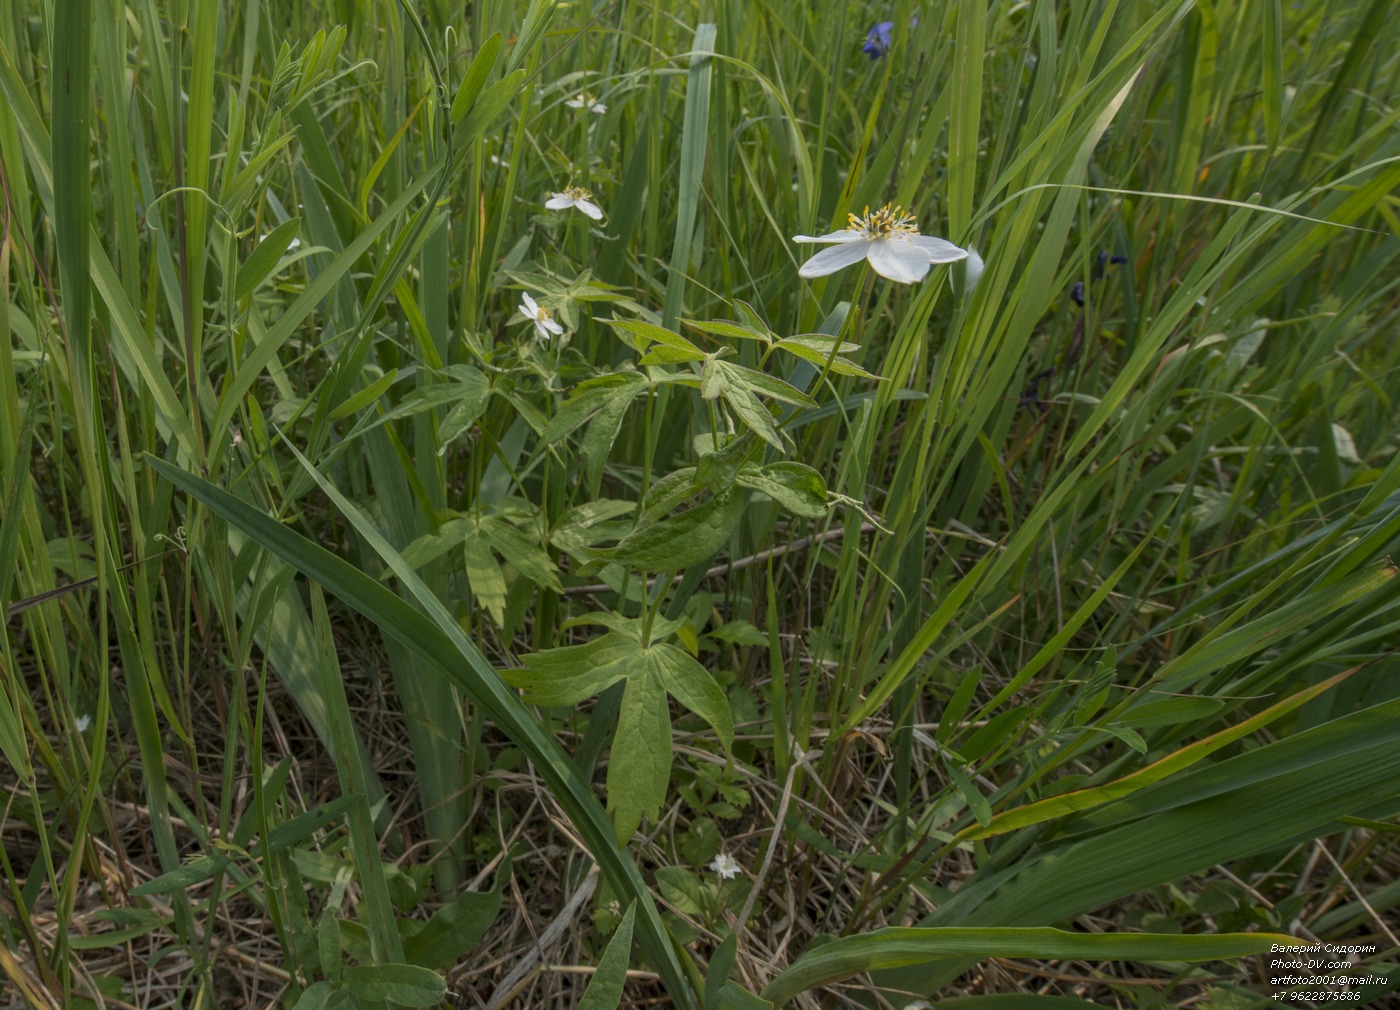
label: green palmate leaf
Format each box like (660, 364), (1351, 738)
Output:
(402, 860), (506, 969)
(760, 928), (1295, 1007)
(578, 901), (637, 1010)
(343, 963), (446, 1007)
(236, 218), (301, 301)
(508, 635), (733, 841)
(481, 514), (562, 593)
(593, 491), (745, 571)
(734, 462), (829, 519)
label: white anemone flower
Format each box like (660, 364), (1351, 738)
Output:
(545, 186), (604, 221)
(708, 852), (741, 880)
(520, 293), (564, 343)
(75, 714), (92, 732)
(565, 92), (606, 114)
(794, 203), (967, 284)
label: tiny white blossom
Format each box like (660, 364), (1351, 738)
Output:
(565, 92), (606, 114)
(708, 852), (741, 880)
(794, 203), (966, 284)
(545, 186), (604, 221)
(519, 292), (564, 343)
(75, 714), (91, 732)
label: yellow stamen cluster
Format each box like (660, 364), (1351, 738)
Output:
(564, 185), (593, 200)
(847, 203), (920, 239)
(533, 305), (553, 321)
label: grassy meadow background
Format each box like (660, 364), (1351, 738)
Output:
(2, 0), (1399, 1007)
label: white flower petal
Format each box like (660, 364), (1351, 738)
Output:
(565, 97), (584, 108)
(793, 230), (863, 244)
(866, 238), (932, 283)
(798, 239), (872, 278)
(908, 235), (969, 263)
(575, 198), (604, 220)
(544, 317), (565, 335)
(521, 292), (540, 315)
(954, 246), (985, 297)
(545, 194), (573, 210)
(590, 101), (607, 114)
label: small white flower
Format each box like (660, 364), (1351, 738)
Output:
(545, 186), (604, 221)
(708, 852), (741, 880)
(519, 292), (565, 343)
(565, 92), (606, 114)
(75, 714), (91, 732)
(794, 203), (966, 284)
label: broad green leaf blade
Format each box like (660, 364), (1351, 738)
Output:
(450, 31), (502, 123)
(578, 901), (637, 1010)
(610, 669), (672, 841)
(402, 862), (505, 969)
(236, 218), (302, 301)
(650, 644), (733, 753)
(455, 69), (527, 146)
(543, 372), (647, 445)
(734, 463), (828, 520)
(343, 963), (446, 1007)
(604, 317), (704, 356)
(593, 491), (745, 572)
(507, 633), (637, 706)
(761, 928), (1294, 1007)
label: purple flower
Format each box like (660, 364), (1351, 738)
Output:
(863, 21), (894, 58)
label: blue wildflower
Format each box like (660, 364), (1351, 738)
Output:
(863, 21), (894, 58)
